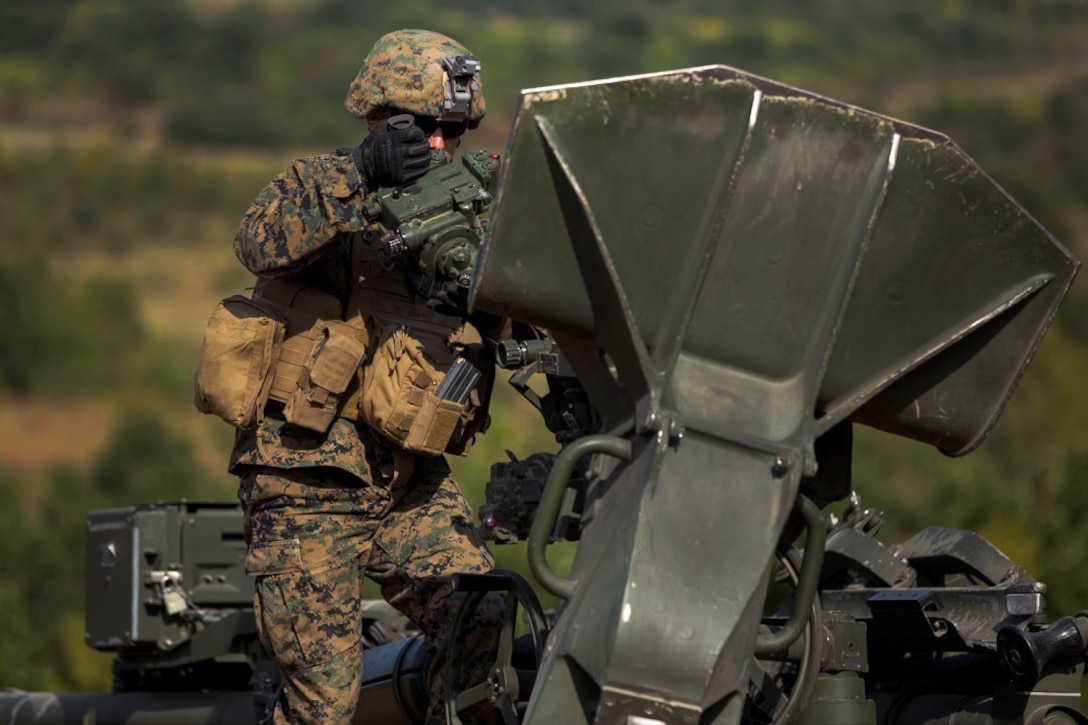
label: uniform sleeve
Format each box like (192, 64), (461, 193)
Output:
(233, 153), (371, 277)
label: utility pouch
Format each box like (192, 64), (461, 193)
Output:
(282, 320), (368, 434)
(360, 325), (469, 456)
(194, 295), (286, 429)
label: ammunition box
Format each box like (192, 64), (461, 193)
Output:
(85, 502), (251, 652)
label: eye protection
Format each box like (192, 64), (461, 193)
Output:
(396, 112), (470, 139)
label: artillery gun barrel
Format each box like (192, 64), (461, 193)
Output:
(0, 636), (428, 725)
(0, 690), (257, 724)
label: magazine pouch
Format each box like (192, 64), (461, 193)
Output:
(360, 325), (468, 456)
(281, 320), (367, 434)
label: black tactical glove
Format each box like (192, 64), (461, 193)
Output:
(353, 114), (431, 189)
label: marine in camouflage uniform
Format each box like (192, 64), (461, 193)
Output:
(229, 29), (504, 724)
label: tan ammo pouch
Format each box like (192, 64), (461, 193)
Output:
(275, 319), (367, 434)
(193, 295), (285, 429)
(194, 278), (366, 433)
(360, 325), (469, 456)
(254, 279), (366, 435)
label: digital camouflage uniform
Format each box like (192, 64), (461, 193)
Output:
(229, 30), (501, 725)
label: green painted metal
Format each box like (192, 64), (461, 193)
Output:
(366, 148), (500, 284)
(85, 502), (251, 656)
(753, 496), (826, 658)
(472, 66), (1077, 454)
(528, 434), (633, 600)
(469, 65), (1079, 723)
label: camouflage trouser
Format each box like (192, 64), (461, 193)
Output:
(238, 459), (502, 724)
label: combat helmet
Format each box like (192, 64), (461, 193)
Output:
(345, 29), (486, 129)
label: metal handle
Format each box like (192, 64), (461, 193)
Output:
(528, 435), (633, 600)
(997, 612), (1088, 686)
(754, 495), (827, 656)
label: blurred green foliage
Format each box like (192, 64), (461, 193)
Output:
(3, 0), (1087, 147)
(0, 148), (268, 396)
(0, 411), (224, 690)
(1, 0), (1087, 694)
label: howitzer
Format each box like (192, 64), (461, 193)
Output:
(2, 65), (1085, 724)
(464, 64), (1084, 723)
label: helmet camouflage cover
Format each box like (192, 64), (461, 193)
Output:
(345, 29), (486, 128)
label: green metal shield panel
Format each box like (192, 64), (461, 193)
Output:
(470, 65), (1078, 455)
(469, 65), (1078, 722)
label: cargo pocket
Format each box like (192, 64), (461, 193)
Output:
(247, 539), (361, 671)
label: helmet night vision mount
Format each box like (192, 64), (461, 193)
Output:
(439, 54), (481, 121)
